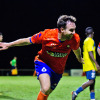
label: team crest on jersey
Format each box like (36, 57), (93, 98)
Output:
(67, 45), (70, 48)
(41, 67), (47, 72)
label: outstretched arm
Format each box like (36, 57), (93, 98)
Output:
(0, 37), (32, 50)
(73, 47), (84, 64)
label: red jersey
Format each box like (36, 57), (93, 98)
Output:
(98, 42), (100, 47)
(31, 29), (80, 74)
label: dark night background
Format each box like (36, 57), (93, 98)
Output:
(0, 0), (100, 72)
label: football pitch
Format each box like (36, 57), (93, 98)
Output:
(0, 76), (100, 100)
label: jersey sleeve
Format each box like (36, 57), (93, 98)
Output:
(30, 31), (45, 44)
(98, 42), (100, 48)
(72, 33), (80, 50)
(87, 38), (94, 52)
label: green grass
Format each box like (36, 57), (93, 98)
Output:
(0, 76), (100, 100)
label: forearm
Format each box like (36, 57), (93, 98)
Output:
(8, 37), (31, 47)
(89, 51), (100, 70)
(73, 47), (82, 59)
(89, 51), (98, 64)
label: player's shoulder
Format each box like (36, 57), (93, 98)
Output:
(73, 33), (80, 39)
(43, 28), (58, 37)
(85, 37), (93, 43)
(74, 33), (79, 37)
(73, 33), (80, 42)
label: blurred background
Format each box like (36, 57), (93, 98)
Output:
(0, 0), (100, 76)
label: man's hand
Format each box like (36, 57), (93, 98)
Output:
(96, 63), (100, 71)
(0, 37), (32, 51)
(73, 47), (84, 64)
(77, 57), (84, 64)
(0, 42), (9, 50)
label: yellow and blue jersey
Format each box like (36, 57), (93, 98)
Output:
(83, 37), (97, 72)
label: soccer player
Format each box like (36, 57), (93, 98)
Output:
(0, 15), (84, 100)
(10, 56), (18, 76)
(97, 42), (100, 56)
(72, 27), (100, 100)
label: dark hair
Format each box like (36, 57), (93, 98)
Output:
(85, 27), (94, 35)
(57, 15), (76, 31)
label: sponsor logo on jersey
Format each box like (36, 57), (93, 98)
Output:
(67, 45), (70, 48)
(46, 51), (68, 57)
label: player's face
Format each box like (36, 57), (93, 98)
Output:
(0, 35), (3, 42)
(91, 32), (94, 38)
(62, 21), (76, 40)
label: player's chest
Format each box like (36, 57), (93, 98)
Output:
(42, 39), (72, 52)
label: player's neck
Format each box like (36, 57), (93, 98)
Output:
(58, 32), (72, 41)
(58, 32), (65, 41)
(87, 35), (93, 39)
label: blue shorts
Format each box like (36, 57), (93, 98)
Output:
(86, 70), (96, 80)
(34, 60), (62, 90)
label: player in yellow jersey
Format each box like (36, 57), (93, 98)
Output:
(72, 27), (100, 100)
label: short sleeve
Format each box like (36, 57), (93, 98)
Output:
(72, 33), (80, 50)
(87, 39), (94, 52)
(30, 31), (45, 44)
